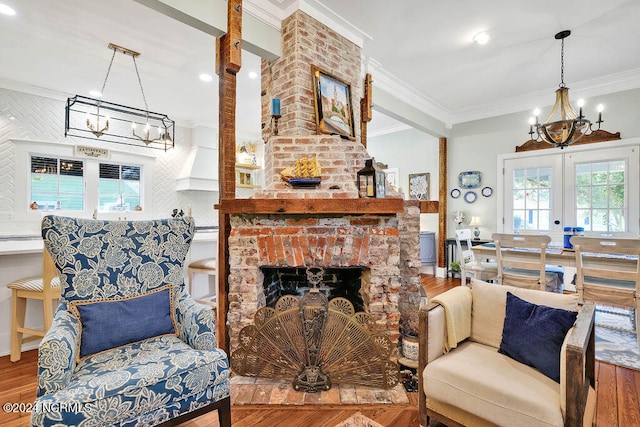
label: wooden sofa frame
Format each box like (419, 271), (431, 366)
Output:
(418, 301), (596, 427)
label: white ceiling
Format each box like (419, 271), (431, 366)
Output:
(1, 0), (640, 137)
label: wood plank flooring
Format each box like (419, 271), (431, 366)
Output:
(1, 276), (638, 427)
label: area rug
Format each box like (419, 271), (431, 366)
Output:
(594, 305), (640, 371)
(333, 412), (385, 427)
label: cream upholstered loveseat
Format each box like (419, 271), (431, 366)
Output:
(418, 279), (595, 427)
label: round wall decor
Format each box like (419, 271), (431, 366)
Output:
(450, 188), (461, 199)
(464, 191), (477, 203)
(481, 186), (493, 197)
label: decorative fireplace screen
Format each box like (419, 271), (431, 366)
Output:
(231, 267), (399, 392)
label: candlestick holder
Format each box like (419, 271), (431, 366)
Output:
(272, 114), (281, 136)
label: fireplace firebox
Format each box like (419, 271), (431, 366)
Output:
(261, 266), (365, 312)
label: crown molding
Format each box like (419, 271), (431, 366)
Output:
(243, 0), (283, 30)
(0, 78), (69, 102)
(451, 67), (640, 124)
(245, 0), (369, 48)
(365, 58), (453, 128)
(303, 1), (370, 48)
(368, 122), (412, 138)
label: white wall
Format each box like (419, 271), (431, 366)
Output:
(367, 127), (441, 261)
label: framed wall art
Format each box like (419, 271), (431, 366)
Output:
(311, 65), (355, 140)
(383, 167), (399, 189)
(408, 172), (430, 201)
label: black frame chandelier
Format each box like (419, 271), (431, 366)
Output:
(65, 43), (175, 151)
(528, 30), (604, 149)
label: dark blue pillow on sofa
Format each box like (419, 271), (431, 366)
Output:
(498, 292), (577, 382)
(71, 285), (177, 360)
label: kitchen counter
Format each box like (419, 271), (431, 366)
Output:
(0, 236), (43, 255)
(0, 228), (218, 255)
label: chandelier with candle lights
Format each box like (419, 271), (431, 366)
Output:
(528, 30), (604, 149)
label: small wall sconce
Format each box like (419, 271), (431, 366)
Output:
(271, 98), (281, 136)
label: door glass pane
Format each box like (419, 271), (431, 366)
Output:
(511, 166), (553, 232)
(574, 159), (627, 233)
(513, 210), (525, 231)
(539, 189), (550, 209)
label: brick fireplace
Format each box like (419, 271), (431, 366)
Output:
(223, 10), (423, 356)
(225, 134), (422, 355)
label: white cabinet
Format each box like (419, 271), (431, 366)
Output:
(419, 231), (436, 269)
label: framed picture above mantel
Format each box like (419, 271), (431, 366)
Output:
(311, 65), (355, 140)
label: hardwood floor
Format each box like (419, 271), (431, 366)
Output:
(1, 276), (638, 427)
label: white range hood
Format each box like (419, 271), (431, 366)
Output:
(176, 126), (219, 192)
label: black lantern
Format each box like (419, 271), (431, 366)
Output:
(357, 159), (386, 198)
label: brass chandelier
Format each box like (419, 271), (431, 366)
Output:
(65, 43), (174, 151)
(528, 30), (603, 149)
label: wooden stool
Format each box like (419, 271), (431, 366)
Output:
(187, 258), (217, 310)
(8, 250), (61, 362)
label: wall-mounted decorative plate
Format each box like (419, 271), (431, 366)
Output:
(459, 171), (482, 189)
(481, 186), (493, 197)
(450, 188), (461, 199)
(464, 191), (477, 204)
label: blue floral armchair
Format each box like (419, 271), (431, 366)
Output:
(32, 216), (231, 427)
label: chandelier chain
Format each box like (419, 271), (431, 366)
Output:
(132, 55), (150, 115)
(99, 48), (117, 96)
(559, 37), (565, 88)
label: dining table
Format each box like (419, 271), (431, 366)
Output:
(471, 242), (638, 289)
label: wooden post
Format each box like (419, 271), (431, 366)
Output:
(438, 137), (447, 271)
(216, 0), (242, 352)
(360, 73), (372, 147)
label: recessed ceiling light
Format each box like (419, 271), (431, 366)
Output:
(199, 73), (213, 82)
(89, 90), (102, 98)
(248, 71), (258, 79)
(0, 4), (16, 16)
(472, 31), (492, 45)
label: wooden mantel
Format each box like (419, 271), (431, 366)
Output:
(217, 198), (408, 215)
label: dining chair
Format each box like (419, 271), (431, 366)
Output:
(8, 249), (60, 362)
(491, 233), (562, 292)
(570, 236), (639, 346)
(455, 228), (498, 286)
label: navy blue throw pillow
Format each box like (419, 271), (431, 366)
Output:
(498, 292), (578, 382)
(71, 285), (177, 359)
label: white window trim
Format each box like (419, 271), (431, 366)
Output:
(13, 139), (155, 222)
(497, 137), (640, 244)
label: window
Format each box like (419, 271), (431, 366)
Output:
(99, 163), (141, 212)
(30, 156), (84, 210)
(574, 160), (626, 232)
(564, 146), (637, 237)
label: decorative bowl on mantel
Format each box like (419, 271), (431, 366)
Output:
(285, 177), (322, 188)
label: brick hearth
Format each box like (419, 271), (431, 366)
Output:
(230, 375), (410, 406)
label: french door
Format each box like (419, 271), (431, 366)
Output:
(502, 145), (639, 242)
